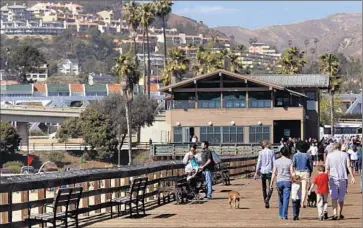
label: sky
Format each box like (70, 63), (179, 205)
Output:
(172, 1), (362, 29)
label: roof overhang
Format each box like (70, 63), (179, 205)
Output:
(159, 70), (307, 98)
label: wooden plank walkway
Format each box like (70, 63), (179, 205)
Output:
(87, 175), (362, 228)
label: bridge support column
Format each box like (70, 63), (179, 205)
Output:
(17, 122), (29, 146)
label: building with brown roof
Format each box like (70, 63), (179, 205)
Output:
(159, 70), (329, 143)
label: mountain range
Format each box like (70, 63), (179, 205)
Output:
(163, 12), (362, 59)
(214, 13), (362, 58)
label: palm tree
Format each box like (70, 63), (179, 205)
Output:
(154, 0), (173, 67)
(113, 54), (140, 165)
(123, 1), (141, 65)
(220, 48), (230, 70)
(140, 2), (156, 98)
(237, 44), (247, 55)
(227, 51), (243, 73)
(278, 47), (306, 74)
(162, 47), (189, 85)
(319, 53), (341, 137)
(192, 47), (223, 76)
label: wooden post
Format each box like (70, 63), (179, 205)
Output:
(82, 182), (89, 216)
(21, 191), (29, 220)
(0, 193), (8, 224)
(153, 172), (160, 200)
(105, 179), (111, 212)
(38, 189), (46, 228)
(94, 181), (101, 214)
(147, 172), (154, 202)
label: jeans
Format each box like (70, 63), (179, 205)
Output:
(203, 170), (213, 198)
(292, 199), (301, 218)
(277, 181), (291, 219)
(317, 194), (328, 218)
(261, 173), (272, 201)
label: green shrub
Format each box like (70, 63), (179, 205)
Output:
(48, 151), (65, 163)
(6, 165), (21, 174)
(3, 161), (23, 174)
(3, 161), (23, 168)
(30, 130), (46, 136)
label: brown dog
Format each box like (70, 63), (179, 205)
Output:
(228, 191), (240, 209)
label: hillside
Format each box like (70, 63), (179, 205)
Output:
(215, 13), (362, 58)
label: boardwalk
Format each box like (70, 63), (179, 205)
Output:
(87, 175), (362, 228)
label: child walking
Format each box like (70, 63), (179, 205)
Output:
(308, 165), (329, 221)
(291, 175), (301, 221)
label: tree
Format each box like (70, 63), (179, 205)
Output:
(0, 121), (21, 155)
(192, 46), (222, 76)
(319, 94), (343, 126)
(80, 107), (118, 160)
(319, 53), (341, 137)
(123, 1), (141, 65)
(56, 118), (82, 143)
(56, 94), (158, 164)
(140, 2), (156, 98)
(162, 47), (190, 85)
(114, 54), (140, 165)
(278, 47), (306, 74)
(9, 45), (47, 83)
(154, 0), (173, 67)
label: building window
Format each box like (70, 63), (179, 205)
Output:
(249, 126), (270, 143)
(222, 126), (244, 143)
(200, 126), (221, 144)
(249, 91), (271, 108)
(223, 92), (246, 108)
(173, 127), (182, 143)
(306, 91), (316, 111)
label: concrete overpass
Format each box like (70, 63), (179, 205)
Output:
(1, 105), (84, 144)
(0, 105), (83, 123)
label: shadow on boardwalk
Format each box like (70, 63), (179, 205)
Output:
(86, 176), (362, 228)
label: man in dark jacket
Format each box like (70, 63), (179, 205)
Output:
(200, 141), (214, 200)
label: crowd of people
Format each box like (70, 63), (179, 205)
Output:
(255, 136), (362, 221)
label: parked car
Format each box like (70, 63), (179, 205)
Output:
(0, 168), (12, 174)
(21, 166), (36, 174)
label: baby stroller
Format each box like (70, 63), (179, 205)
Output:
(175, 167), (205, 204)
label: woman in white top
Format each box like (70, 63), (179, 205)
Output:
(308, 143), (318, 167)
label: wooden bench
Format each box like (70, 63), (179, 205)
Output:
(110, 177), (148, 218)
(156, 177), (176, 205)
(27, 186), (83, 228)
(213, 163), (231, 185)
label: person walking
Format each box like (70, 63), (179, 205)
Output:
(254, 140), (276, 208)
(270, 147), (294, 220)
(325, 143), (355, 220)
(200, 141), (214, 200)
(292, 141), (312, 208)
(291, 175), (301, 220)
(308, 142), (318, 167)
(308, 165), (329, 221)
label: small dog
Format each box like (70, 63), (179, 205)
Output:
(307, 191), (317, 207)
(228, 191), (241, 209)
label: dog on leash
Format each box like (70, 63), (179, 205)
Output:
(307, 191), (317, 207)
(228, 191), (241, 209)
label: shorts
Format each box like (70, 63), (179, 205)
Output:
(329, 178), (347, 201)
(318, 154), (324, 161)
(295, 171), (310, 182)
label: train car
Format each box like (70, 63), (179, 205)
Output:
(320, 123), (361, 139)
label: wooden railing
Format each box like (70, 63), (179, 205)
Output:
(151, 143), (280, 157)
(0, 156), (257, 228)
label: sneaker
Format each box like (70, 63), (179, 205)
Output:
(323, 212), (328, 220)
(265, 203), (270, 208)
(339, 214), (344, 220)
(332, 215), (338, 220)
(293, 216), (299, 221)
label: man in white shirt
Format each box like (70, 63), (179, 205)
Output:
(325, 143), (355, 220)
(254, 140), (276, 208)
